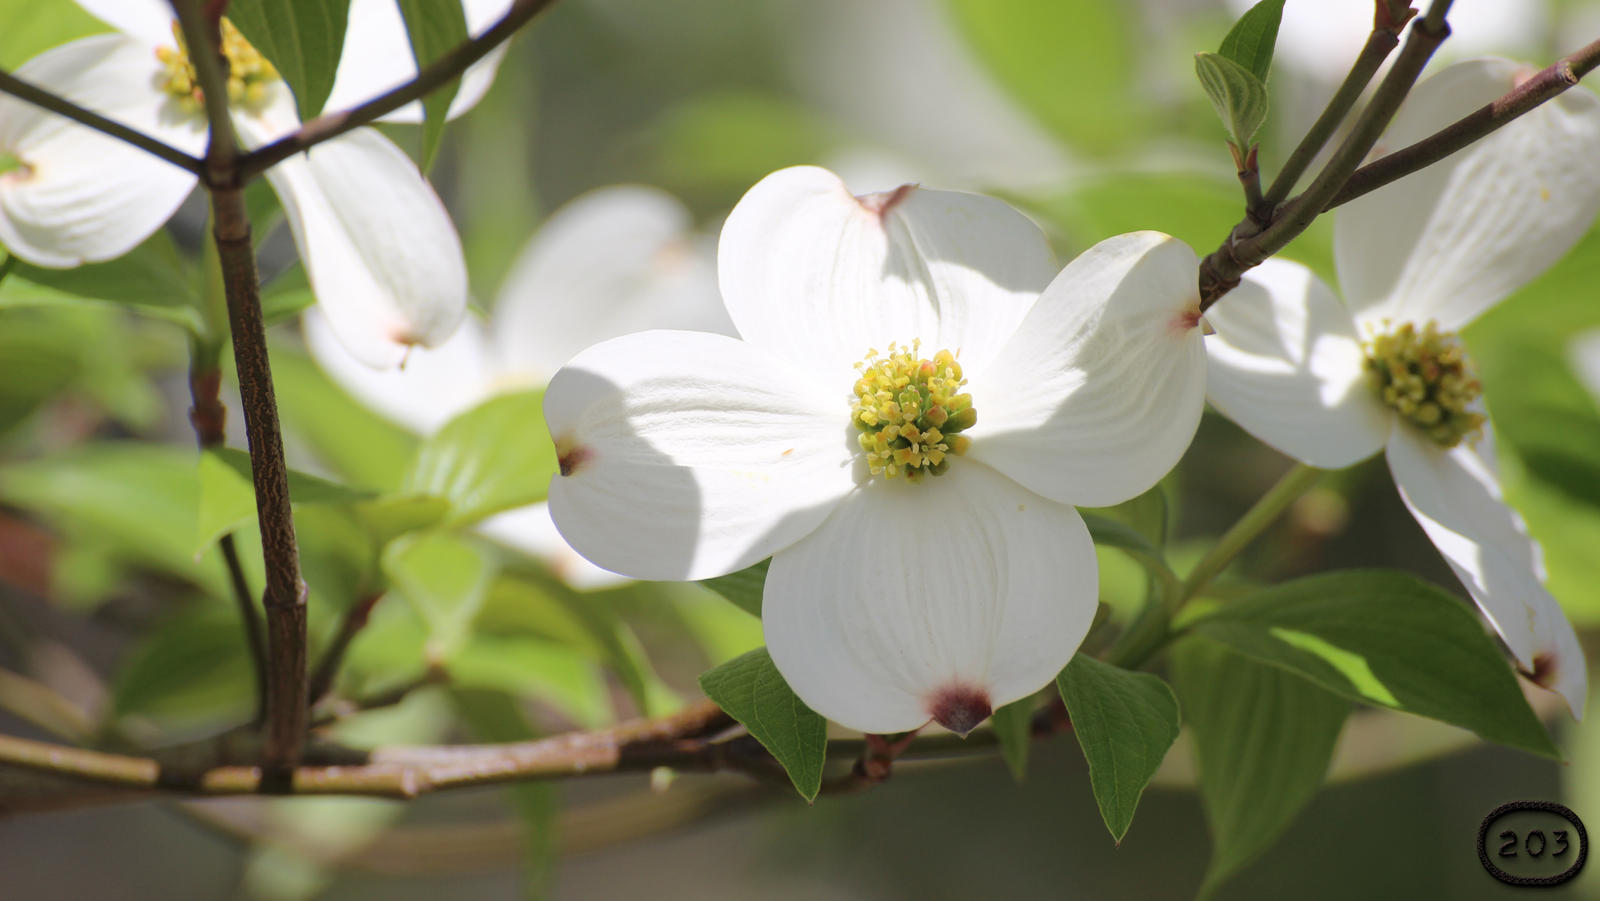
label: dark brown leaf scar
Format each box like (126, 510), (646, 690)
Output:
(928, 684), (992, 737)
(856, 183), (917, 222)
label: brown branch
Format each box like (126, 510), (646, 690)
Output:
(306, 593), (387, 706)
(174, 0), (308, 774)
(1198, 0), (1455, 311)
(0, 70), (204, 177)
(1331, 35), (1600, 208)
(237, 0), (560, 179)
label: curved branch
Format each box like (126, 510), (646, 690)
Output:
(0, 70), (204, 176)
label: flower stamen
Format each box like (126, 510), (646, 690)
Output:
(851, 340), (975, 481)
(156, 19), (278, 114)
(1364, 320), (1485, 448)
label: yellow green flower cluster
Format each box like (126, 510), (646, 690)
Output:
(851, 341), (976, 480)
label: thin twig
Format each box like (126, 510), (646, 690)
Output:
(306, 594), (386, 706)
(1198, 0), (1455, 311)
(238, 0), (560, 179)
(0, 70), (204, 177)
(174, 0), (309, 774)
(1331, 35), (1600, 208)
(0, 669), (94, 743)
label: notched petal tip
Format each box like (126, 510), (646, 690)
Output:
(1171, 304), (1203, 338)
(927, 684), (992, 737)
(1526, 651), (1558, 689)
(855, 183), (917, 222)
(555, 436), (592, 477)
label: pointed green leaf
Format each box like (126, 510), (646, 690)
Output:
(382, 531), (495, 659)
(989, 696), (1034, 783)
(404, 389), (557, 527)
(195, 447), (374, 555)
(700, 558), (769, 617)
(2, 231), (202, 332)
(1195, 51), (1269, 147)
(395, 0), (469, 170)
(227, 0), (352, 122)
(699, 648), (827, 801)
(1189, 570), (1559, 758)
(1173, 638), (1348, 898)
(1217, 0), (1286, 83)
(273, 347), (419, 492)
(1057, 654), (1180, 842)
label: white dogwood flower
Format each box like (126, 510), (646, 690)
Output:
(307, 185), (728, 589)
(0, 0), (488, 368)
(544, 166), (1208, 734)
(1205, 58), (1600, 717)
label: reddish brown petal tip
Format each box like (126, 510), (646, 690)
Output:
(1530, 652), (1558, 688)
(856, 183), (917, 222)
(556, 437), (592, 477)
(928, 685), (992, 737)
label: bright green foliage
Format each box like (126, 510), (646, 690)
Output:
(1189, 570), (1559, 757)
(395, 0), (469, 171)
(226, 0), (351, 122)
(700, 558), (769, 617)
(404, 389), (556, 527)
(700, 648), (827, 801)
(988, 695), (1034, 783)
(1173, 638), (1348, 899)
(3, 232), (202, 333)
(383, 530), (495, 660)
(1195, 51), (1268, 148)
(272, 348), (419, 491)
(1056, 653), (1180, 842)
(111, 604), (256, 735)
(1216, 0), (1285, 82)
(0, 0), (102, 68)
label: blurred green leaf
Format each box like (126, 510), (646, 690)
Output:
(946, 0), (1145, 153)
(0, 309), (85, 435)
(1057, 654), (1179, 842)
(0, 0), (104, 69)
(1173, 637), (1347, 899)
(404, 390), (556, 527)
(1217, 0), (1285, 83)
(111, 604), (253, 734)
(1087, 481), (1169, 550)
(450, 635), (612, 728)
(453, 690), (560, 897)
(1474, 331), (1600, 509)
(273, 346), (419, 491)
(1189, 570), (1558, 758)
(2, 232), (202, 332)
(675, 587), (764, 666)
(989, 695), (1034, 783)
(1195, 52), (1268, 148)
(395, 0), (468, 170)
(227, 0), (351, 122)
(645, 91), (838, 197)
(700, 558), (768, 618)
(1501, 452), (1600, 625)
(383, 531), (495, 659)
(699, 647), (827, 802)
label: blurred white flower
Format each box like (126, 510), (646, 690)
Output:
(0, 0), (506, 367)
(307, 185), (729, 589)
(544, 166), (1207, 733)
(1205, 58), (1600, 716)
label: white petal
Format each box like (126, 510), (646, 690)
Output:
(763, 462), (1097, 734)
(965, 232), (1207, 508)
(477, 503), (630, 591)
(73, 0), (176, 47)
(717, 165), (1055, 375)
(322, 0), (511, 121)
(1204, 259), (1393, 468)
(545, 330), (856, 581)
(491, 185), (728, 379)
(255, 127), (468, 368)
(1387, 427), (1588, 717)
(0, 35), (203, 267)
(1338, 58), (1600, 331)
(1570, 329), (1600, 405)
(303, 308), (495, 434)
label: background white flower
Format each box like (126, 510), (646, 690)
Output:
(0, 0), (486, 368)
(545, 166), (1208, 734)
(1204, 58), (1600, 717)
(307, 185), (729, 589)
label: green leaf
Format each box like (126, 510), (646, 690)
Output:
(1087, 481), (1169, 550)
(2, 231), (202, 332)
(700, 559), (768, 617)
(404, 390), (557, 527)
(1172, 638), (1348, 898)
(272, 347), (418, 492)
(0, 0), (104, 69)
(1195, 51), (1269, 147)
(111, 605), (253, 735)
(645, 91), (840, 197)
(383, 531), (495, 659)
(395, 0), (469, 170)
(1188, 570), (1559, 758)
(1216, 0), (1286, 83)
(449, 635), (613, 728)
(699, 648), (827, 801)
(945, 0), (1145, 153)
(1056, 654), (1180, 842)
(988, 696), (1034, 783)
(194, 447), (374, 555)
(226, 0), (351, 121)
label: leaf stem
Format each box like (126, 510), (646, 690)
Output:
(0, 70), (204, 177)
(1182, 463), (1322, 601)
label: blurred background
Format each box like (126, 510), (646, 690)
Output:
(4, 0), (1600, 897)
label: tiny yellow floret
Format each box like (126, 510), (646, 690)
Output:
(851, 341), (975, 480)
(1364, 320), (1485, 448)
(157, 19), (279, 114)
